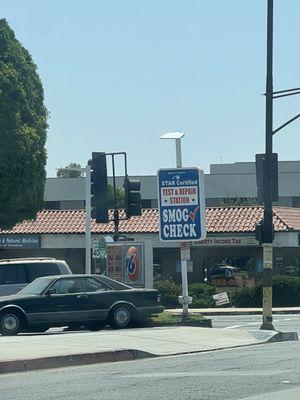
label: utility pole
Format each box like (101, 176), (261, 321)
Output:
(85, 164), (92, 274)
(258, 0), (300, 330)
(260, 0), (275, 331)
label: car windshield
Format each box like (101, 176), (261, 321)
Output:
(17, 277), (54, 295)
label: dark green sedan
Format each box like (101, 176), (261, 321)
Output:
(0, 275), (164, 335)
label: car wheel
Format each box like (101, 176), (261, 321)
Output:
(109, 305), (133, 329)
(0, 310), (24, 336)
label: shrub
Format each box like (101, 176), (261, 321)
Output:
(230, 285), (262, 307)
(231, 276), (300, 307)
(154, 279), (217, 308)
(273, 276), (300, 307)
(188, 283), (216, 308)
(154, 278), (181, 308)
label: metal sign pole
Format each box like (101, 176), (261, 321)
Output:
(180, 241), (191, 318)
(174, 138), (189, 318)
(181, 259), (189, 316)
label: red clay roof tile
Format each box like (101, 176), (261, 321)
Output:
(0, 206), (298, 235)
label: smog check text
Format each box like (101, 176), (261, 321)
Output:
(162, 208), (197, 239)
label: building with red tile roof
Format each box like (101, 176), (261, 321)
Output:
(1, 206), (298, 235)
(0, 206), (300, 287)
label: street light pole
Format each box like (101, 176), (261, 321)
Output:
(175, 138), (182, 169)
(160, 132), (190, 318)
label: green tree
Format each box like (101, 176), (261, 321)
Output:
(108, 185), (124, 209)
(0, 19), (48, 229)
(56, 162), (125, 208)
(57, 163), (84, 178)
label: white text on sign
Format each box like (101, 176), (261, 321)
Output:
(162, 207), (199, 239)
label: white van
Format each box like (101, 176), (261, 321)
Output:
(0, 257), (72, 296)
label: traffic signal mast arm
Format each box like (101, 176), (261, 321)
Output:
(88, 152), (142, 243)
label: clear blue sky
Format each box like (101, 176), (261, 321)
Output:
(2, 1), (300, 177)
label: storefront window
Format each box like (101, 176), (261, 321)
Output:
(206, 256), (260, 288)
(274, 256), (300, 276)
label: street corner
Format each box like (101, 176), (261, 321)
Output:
(246, 329), (299, 343)
(268, 331), (299, 343)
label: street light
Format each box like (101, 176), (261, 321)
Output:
(160, 132), (185, 168)
(160, 131), (190, 319)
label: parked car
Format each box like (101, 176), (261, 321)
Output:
(0, 257), (72, 297)
(0, 274), (164, 335)
(209, 265), (238, 279)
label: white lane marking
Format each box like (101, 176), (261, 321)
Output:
(223, 317), (300, 329)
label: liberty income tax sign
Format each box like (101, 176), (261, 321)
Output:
(157, 168), (206, 242)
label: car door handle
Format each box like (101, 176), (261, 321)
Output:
(76, 294), (88, 299)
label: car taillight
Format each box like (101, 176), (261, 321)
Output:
(157, 294), (161, 303)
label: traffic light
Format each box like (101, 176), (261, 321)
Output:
(88, 152), (108, 223)
(255, 220), (274, 245)
(255, 222), (264, 246)
(124, 176), (142, 218)
(255, 153), (278, 203)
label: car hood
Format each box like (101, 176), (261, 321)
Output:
(0, 293), (38, 303)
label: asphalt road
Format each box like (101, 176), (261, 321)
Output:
(211, 313), (300, 334)
(1, 338), (300, 400)
(1, 314), (299, 400)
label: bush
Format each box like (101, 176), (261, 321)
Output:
(154, 279), (216, 308)
(154, 278), (181, 308)
(231, 276), (300, 307)
(273, 276), (300, 307)
(230, 285), (262, 307)
(188, 283), (216, 308)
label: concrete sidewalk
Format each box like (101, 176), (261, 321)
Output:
(0, 326), (298, 374)
(166, 307), (300, 316)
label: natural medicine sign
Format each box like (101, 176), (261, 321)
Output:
(0, 235), (41, 248)
(157, 168), (206, 241)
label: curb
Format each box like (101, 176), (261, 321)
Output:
(144, 318), (212, 328)
(171, 310), (300, 316)
(0, 349), (154, 374)
(267, 331), (299, 343)
(0, 330), (297, 374)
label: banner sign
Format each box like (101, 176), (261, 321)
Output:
(107, 245), (123, 282)
(123, 243), (144, 286)
(0, 235), (41, 248)
(157, 168), (206, 242)
(196, 237), (258, 246)
(92, 237), (107, 259)
(213, 292), (230, 306)
(180, 242), (191, 261)
(106, 243), (145, 287)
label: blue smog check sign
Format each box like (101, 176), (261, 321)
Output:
(157, 168), (206, 242)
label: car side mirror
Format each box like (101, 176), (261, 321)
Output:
(47, 288), (56, 296)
